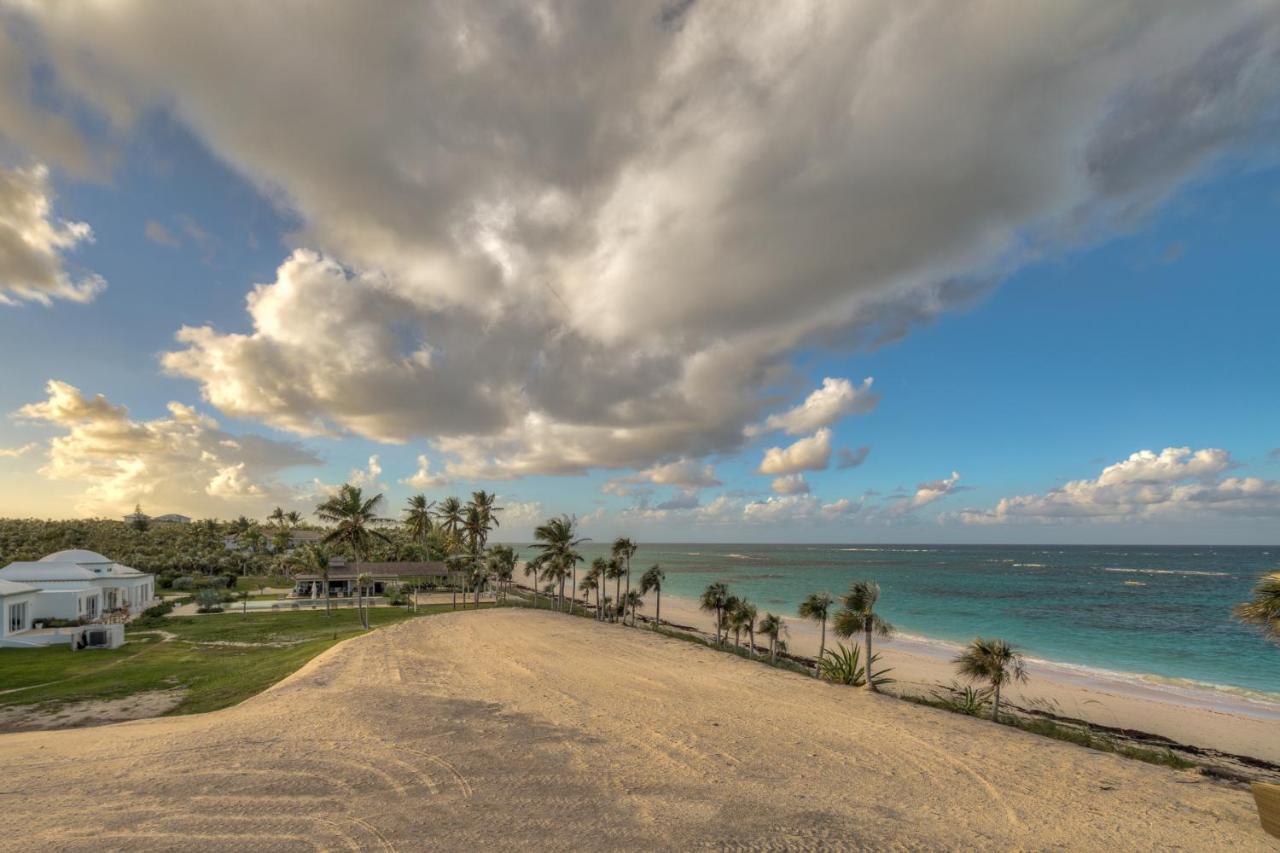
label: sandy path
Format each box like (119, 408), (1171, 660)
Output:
(0, 609), (1269, 851)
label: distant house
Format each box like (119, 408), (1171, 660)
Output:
(0, 549), (155, 648)
(291, 561), (451, 598)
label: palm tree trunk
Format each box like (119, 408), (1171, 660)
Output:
(655, 590), (661, 629)
(748, 626), (755, 656)
(623, 557), (631, 625)
(992, 682), (1001, 722)
(325, 578), (331, 617)
(819, 617), (826, 659)
(614, 576), (621, 622)
(571, 567), (577, 616)
(865, 623), (876, 692)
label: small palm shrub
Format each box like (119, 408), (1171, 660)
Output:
(930, 681), (992, 716)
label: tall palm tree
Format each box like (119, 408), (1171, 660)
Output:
(524, 557), (542, 609)
(315, 484), (392, 560)
(404, 495), (436, 544)
(700, 582), (729, 644)
(1235, 572), (1280, 641)
(268, 506), (286, 527)
(580, 571), (599, 616)
(289, 543), (333, 616)
(728, 598), (754, 648)
(758, 612), (787, 663)
(833, 580), (893, 692)
(640, 565), (665, 629)
(531, 515), (587, 614)
(605, 559), (625, 622)
(954, 637), (1028, 721)
(284, 510), (302, 527)
(799, 592), (834, 660)
(469, 490), (502, 549)
(612, 537), (638, 625)
(436, 496), (465, 551)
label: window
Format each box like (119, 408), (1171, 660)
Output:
(8, 602), (27, 633)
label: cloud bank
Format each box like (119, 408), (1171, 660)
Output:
(0, 162), (104, 305)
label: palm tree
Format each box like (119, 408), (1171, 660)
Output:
(355, 571), (373, 628)
(624, 589), (644, 626)
(315, 484), (392, 560)
(954, 637), (1028, 722)
(700, 583), (729, 644)
(486, 545), (517, 603)
(736, 600), (759, 654)
(833, 580), (893, 692)
(1235, 572), (1280, 641)
(404, 495), (436, 544)
(728, 598), (754, 648)
(268, 506), (286, 527)
(798, 592), (834, 661)
(758, 612), (787, 663)
(284, 510), (302, 527)
(640, 565), (665, 629)
(531, 515), (587, 614)
(580, 571), (599, 616)
(469, 490), (502, 549)
(289, 543), (333, 616)
(436, 496), (465, 551)
(612, 537), (638, 626)
(589, 558), (610, 620)
(606, 559), (625, 622)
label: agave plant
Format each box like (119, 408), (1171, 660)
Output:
(817, 643), (894, 688)
(930, 681), (993, 716)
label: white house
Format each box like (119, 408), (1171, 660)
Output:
(0, 578), (39, 642)
(0, 549), (155, 626)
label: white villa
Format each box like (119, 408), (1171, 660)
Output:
(0, 549), (155, 648)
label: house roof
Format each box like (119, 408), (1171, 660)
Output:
(0, 562), (99, 582)
(0, 578), (38, 596)
(40, 549), (112, 565)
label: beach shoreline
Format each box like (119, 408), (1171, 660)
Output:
(643, 591), (1280, 765)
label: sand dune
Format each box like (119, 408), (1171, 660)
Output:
(0, 609), (1269, 850)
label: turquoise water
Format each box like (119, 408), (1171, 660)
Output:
(543, 543), (1280, 699)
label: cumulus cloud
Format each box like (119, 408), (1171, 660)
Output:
(751, 377), (878, 436)
(14, 380), (319, 515)
(891, 471), (961, 515)
(604, 457), (721, 496)
(7, 2), (1280, 475)
(402, 454), (448, 489)
(771, 473), (810, 495)
(0, 162), (104, 305)
(0, 441), (37, 458)
(307, 455), (388, 499)
(759, 428), (832, 475)
(837, 445), (871, 470)
(958, 447), (1280, 524)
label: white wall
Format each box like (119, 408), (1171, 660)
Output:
(1, 591), (38, 637)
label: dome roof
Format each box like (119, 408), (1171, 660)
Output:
(39, 549), (114, 565)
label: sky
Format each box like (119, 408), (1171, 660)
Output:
(0, 1), (1278, 544)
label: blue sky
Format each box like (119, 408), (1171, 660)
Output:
(1, 3), (1278, 542)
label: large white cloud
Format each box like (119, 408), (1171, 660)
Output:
(14, 379), (318, 516)
(6, 1), (1280, 476)
(0, 162), (103, 305)
(759, 429), (832, 475)
(958, 447), (1280, 524)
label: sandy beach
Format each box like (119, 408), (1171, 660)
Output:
(652, 592), (1280, 765)
(0, 608), (1271, 850)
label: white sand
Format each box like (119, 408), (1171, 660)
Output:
(0, 608), (1270, 850)
(652, 592), (1280, 764)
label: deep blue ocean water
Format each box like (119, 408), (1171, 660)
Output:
(543, 543), (1280, 700)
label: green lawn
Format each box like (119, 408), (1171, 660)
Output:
(0, 605), (476, 719)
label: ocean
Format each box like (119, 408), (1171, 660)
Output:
(543, 543), (1280, 702)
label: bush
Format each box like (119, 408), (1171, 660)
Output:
(140, 600), (175, 620)
(195, 588), (224, 614)
(171, 576), (195, 592)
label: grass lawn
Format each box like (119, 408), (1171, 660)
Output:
(0, 604), (481, 720)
